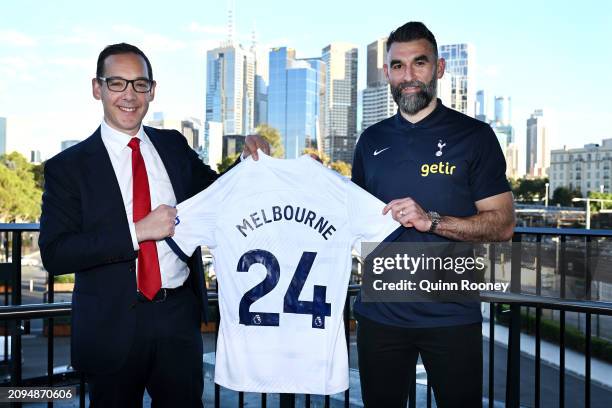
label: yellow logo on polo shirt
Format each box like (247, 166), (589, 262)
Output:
(420, 162), (456, 177)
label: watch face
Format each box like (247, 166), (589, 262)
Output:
(427, 211), (440, 233)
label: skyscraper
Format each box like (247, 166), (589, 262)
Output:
(439, 44), (475, 117)
(203, 121), (223, 171)
(206, 44), (255, 136)
(267, 47), (322, 158)
(494, 96), (511, 127)
(251, 27), (269, 128)
(303, 58), (326, 152)
(0, 117), (6, 156)
(362, 38), (396, 131)
(475, 90), (487, 122)
(146, 114), (201, 150)
(30, 150), (42, 163)
(181, 118), (201, 149)
(526, 109), (550, 177)
(322, 43), (358, 164)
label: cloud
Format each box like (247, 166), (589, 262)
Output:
(111, 25), (186, 52)
(52, 28), (105, 47)
(111, 24), (144, 36)
(0, 56), (43, 79)
(192, 39), (226, 53)
(48, 57), (91, 69)
(0, 30), (37, 47)
(480, 64), (500, 79)
(187, 22), (226, 35)
(142, 34), (186, 52)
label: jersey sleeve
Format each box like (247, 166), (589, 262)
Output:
(166, 175), (223, 260)
(469, 125), (511, 201)
(346, 179), (401, 256)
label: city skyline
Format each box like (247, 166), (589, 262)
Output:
(1, 0), (611, 164)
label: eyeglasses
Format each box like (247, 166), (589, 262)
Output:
(97, 76), (154, 93)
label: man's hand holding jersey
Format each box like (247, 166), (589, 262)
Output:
(135, 204), (177, 242)
(242, 134), (271, 160)
(384, 192), (515, 242)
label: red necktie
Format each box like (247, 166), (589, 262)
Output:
(128, 137), (162, 300)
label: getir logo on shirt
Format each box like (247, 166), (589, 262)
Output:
(420, 161), (456, 177)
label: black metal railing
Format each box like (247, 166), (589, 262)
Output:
(1, 223), (612, 407)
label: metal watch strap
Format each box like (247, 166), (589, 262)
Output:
(427, 211), (441, 233)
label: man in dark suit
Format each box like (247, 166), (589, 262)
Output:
(39, 43), (269, 407)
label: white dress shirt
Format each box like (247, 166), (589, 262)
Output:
(100, 120), (189, 289)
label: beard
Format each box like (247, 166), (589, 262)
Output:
(391, 72), (438, 115)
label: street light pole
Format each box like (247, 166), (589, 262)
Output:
(572, 197), (612, 229)
(545, 182), (549, 207)
(587, 201), (591, 229)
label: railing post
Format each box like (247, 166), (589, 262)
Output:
(10, 231), (22, 386)
(488, 243), (496, 408)
(506, 234), (522, 408)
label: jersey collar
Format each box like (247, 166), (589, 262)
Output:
(394, 98), (446, 130)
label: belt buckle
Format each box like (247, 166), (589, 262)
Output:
(154, 288), (168, 303)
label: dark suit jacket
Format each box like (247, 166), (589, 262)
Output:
(39, 126), (219, 374)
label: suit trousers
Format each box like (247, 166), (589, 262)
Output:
(356, 315), (483, 408)
(87, 287), (204, 408)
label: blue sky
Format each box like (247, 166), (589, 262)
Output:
(1, 0), (611, 169)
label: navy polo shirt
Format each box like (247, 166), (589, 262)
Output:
(352, 99), (510, 328)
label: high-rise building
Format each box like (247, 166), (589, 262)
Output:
(475, 90), (487, 122)
(362, 38), (396, 131)
(322, 43), (358, 164)
(206, 44), (256, 136)
(30, 150), (42, 164)
(493, 124), (518, 179)
(0, 117), (6, 156)
(61, 140), (80, 151)
(251, 28), (269, 129)
(494, 96), (511, 127)
(181, 118), (201, 149)
(267, 47), (322, 158)
(203, 121), (223, 171)
(304, 57), (326, 151)
(366, 38), (387, 87)
(223, 134), (246, 158)
(550, 139), (612, 196)
(146, 114), (201, 150)
(254, 74), (268, 128)
(505, 143), (520, 179)
(439, 44), (475, 117)
(526, 109), (550, 177)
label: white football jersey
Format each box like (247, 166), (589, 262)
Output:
(170, 152), (399, 395)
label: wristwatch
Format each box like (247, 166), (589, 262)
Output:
(427, 211), (441, 233)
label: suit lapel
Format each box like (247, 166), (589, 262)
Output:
(82, 128), (131, 224)
(144, 127), (187, 203)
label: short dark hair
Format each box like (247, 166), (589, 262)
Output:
(96, 43), (153, 81)
(387, 22), (438, 59)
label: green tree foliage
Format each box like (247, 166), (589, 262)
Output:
(511, 177), (549, 202)
(32, 162), (45, 190)
(0, 152), (42, 221)
(587, 191), (612, 213)
(217, 153), (240, 173)
(330, 161), (351, 177)
(551, 187), (581, 207)
(254, 124), (284, 158)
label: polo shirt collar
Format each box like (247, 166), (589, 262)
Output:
(394, 98), (446, 129)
